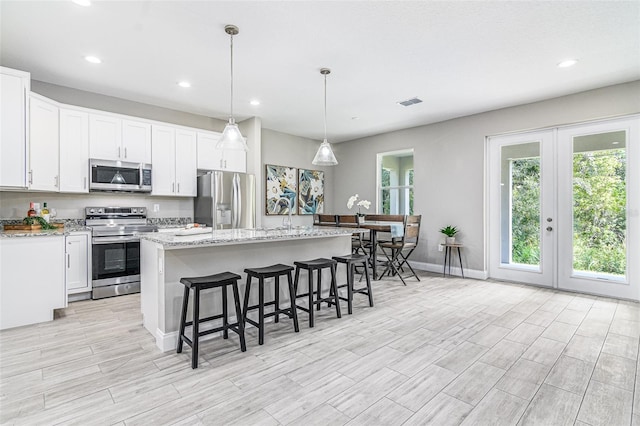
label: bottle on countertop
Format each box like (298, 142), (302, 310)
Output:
(41, 202), (50, 223)
(27, 202), (37, 217)
(34, 202), (40, 216)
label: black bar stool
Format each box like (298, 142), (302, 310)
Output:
(293, 258), (341, 328)
(177, 271), (246, 369)
(243, 264), (299, 345)
(331, 254), (374, 314)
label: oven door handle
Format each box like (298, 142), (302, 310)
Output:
(92, 236), (140, 244)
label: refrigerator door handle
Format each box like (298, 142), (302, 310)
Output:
(232, 173), (241, 228)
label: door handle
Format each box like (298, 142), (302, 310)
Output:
(118, 147), (121, 158)
(547, 218), (553, 222)
(546, 226), (553, 231)
(124, 147), (127, 159)
(67, 252), (70, 269)
(171, 182), (175, 193)
(54, 175), (59, 187)
(177, 182), (180, 193)
(84, 177), (87, 190)
(29, 170), (33, 184)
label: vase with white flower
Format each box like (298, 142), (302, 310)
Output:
(347, 194), (371, 224)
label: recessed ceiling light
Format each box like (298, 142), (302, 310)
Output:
(250, 100), (260, 106)
(177, 81), (191, 88)
(72, 0), (91, 6)
(557, 59), (578, 68)
(84, 56), (101, 64)
(351, 117), (359, 120)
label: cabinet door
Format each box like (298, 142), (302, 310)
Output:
(222, 149), (247, 173)
(196, 131), (223, 170)
(29, 96), (59, 191)
(89, 114), (121, 160)
(174, 129), (197, 196)
(122, 120), (151, 164)
(0, 69), (29, 188)
(151, 125), (176, 196)
(0, 236), (66, 330)
(66, 234), (89, 293)
(59, 109), (89, 193)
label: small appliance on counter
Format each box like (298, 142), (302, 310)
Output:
(194, 171), (256, 229)
(86, 206), (157, 299)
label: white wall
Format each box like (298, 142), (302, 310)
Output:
(332, 80), (640, 275)
(31, 81), (227, 131)
(261, 128), (334, 228)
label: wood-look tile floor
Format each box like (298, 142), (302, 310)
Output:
(1, 272), (639, 425)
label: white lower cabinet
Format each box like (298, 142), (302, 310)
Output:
(151, 125), (196, 196)
(66, 232), (91, 295)
(0, 236), (66, 330)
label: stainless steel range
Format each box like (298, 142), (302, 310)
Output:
(86, 207), (157, 299)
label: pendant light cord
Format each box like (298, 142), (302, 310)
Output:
(323, 73), (327, 140)
(229, 32), (234, 121)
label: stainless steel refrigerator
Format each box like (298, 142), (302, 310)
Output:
(194, 171), (256, 229)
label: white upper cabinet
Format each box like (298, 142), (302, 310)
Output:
(151, 125), (196, 197)
(175, 129), (197, 196)
(89, 114), (151, 163)
(59, 108), (89, 193)
(122, 120), (151, 164)
(89, 114), (121, 161)
(151, 125), (175, 196)
(0, 67), (30, 188)
(29, 95), (59, 191)
(196, 131), (246, 173)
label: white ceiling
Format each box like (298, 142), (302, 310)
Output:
(1, 1), (639, 143)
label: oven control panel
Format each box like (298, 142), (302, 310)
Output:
(85, 207), (147, 218)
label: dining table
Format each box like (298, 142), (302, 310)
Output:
(358, 220), (405, 280)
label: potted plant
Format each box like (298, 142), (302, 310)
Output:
(440, 225), (458, 244)
(347, 194), (371, 223)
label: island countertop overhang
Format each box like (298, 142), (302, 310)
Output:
(138, 226), (366, 249)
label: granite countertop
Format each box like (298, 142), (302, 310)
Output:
(0, 224), (91, 238)
(139, 226), (366, 249)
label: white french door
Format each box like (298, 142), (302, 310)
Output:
(488, 116), (639, 300)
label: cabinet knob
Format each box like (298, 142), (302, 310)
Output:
(546, 226), (553, 232)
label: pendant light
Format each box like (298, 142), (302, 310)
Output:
(312, 68), (338, 166)
(216, 24), (248, 151)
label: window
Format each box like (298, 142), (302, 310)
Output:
(378, 150), (414, 214)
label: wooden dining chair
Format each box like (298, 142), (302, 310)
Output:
(313, 214), (338, 226)
(379, 215), (422, 285)
(337, 214), (367, 256)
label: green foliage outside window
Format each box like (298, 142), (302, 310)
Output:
(510, 149), (626, 276)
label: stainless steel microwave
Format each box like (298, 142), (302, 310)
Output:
(89, 159), (152, 193)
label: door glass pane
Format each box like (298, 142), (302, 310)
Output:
(572, 131), (626, 278)
(501, 142), (541, 267)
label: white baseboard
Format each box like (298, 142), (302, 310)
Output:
(409, 261), (488, 280)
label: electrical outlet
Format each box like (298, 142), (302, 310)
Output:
(153, 204), (160, 212)
(438, 244), (443, 252)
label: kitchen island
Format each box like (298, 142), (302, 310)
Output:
(139, 226), (362, 351)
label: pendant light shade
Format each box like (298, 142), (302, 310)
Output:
(217, 25), (248, 151)
(312, 68), (338, 166)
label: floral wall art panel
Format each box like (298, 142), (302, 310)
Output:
(265, 164), (297, 215)
(298, 169), (324, 215)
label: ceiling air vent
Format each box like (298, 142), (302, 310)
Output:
(397, 97), (423, 107)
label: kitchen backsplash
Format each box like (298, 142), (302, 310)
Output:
(0, 191), (193, 220)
